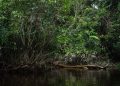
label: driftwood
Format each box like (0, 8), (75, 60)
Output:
(0, 64), (43, 73)
(53, 61), (107, 70)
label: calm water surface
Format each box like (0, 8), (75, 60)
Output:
(0, 69), (120, 86)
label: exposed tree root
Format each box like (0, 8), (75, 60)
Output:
(0, 64), (44, 73)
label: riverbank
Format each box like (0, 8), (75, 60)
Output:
(0, 61), (119, 74)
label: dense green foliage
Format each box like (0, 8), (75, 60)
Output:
(0, 0), (120, 65)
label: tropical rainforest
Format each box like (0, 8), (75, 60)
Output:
(0, 0), (120, 71)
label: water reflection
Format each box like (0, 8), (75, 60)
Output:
(0, 69), (120, 86)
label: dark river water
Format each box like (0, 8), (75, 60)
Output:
(0, 69), (120, 86)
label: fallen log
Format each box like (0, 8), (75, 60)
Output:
(53, 61), (107, 70)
